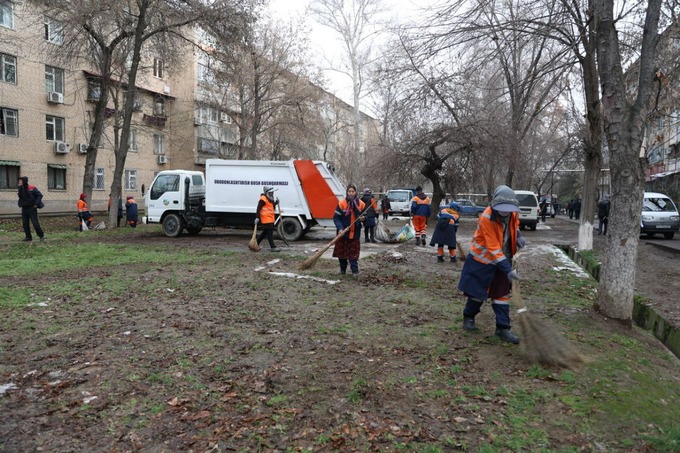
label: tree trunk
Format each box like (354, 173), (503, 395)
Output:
(594, 0), (662, 322)
(577, 28), (603, 251)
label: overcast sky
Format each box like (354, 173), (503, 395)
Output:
(266, 0), (440, 107)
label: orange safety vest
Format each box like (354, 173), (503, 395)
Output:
(77, 199), (89, 213)
(337, 198), (366, 239)
(469, 206), (519, 266)
(258, 195), (276, 224)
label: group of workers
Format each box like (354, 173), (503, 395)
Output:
(78, 193), (139, 231)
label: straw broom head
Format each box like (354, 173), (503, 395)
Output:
(456, 241), (467, 262)
(513, 281), (586, 370)
(299, 228), (347, 270)
(248, 224), (260, 252)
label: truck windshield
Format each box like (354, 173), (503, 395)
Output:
(388, 192), (409, 202)
(150, 174), (180, 200)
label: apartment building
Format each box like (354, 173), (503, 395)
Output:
(0, 1), (382, 216)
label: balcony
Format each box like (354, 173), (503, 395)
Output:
(143, 114), (167, 127)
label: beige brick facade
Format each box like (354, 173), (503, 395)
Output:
(0, 1), (195, 216)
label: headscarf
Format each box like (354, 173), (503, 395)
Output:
(345, 184), (360, 215)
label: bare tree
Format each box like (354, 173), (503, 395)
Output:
(309, 0), (385, 163)
(593, 0), (664, 322)
(205, 16), (324, 160)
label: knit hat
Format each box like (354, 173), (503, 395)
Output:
(415, 186), (423, 193)
(19, 176), (28, 185)
(127, 196), (133, 200)
(363, 188), (371, 195)
(80, 193), (87, 200)
(490, 185), (520, 212)
(449, 201), (460, 211)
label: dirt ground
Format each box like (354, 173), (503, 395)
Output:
(1, 214), (679, 451)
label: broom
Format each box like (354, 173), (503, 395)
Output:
(456, 241), (467, 262)
(299, 203), (372, 270)
(248, 223), (260, 252)
(513, 278), (585, 370)
(298, 225), (351, 270)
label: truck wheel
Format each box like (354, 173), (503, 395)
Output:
(162, 213), (184, 237)
(186, 227), (203, 235)
(529, 222), (537, 231)
(278, 217), (303, 241)
(664, 232), (674, 239)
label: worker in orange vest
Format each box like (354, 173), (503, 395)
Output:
(77, 193), (94, 231)
(458, 185), (525, 344)
(254, 186), (280, 252)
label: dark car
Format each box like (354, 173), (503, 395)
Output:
(455, 199), (486, 217)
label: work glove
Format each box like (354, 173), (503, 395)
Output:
(508, 270), (521, 281)
(254, 218), (259, 225)
(517, 235), (526, 249)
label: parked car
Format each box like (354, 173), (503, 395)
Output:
(641, 192), (680, 239)
(455, 199), (486, 217)
(514, 190), (540, 231)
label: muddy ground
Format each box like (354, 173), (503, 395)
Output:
(1, 214), (679, 451)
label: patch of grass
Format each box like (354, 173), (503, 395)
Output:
(347, 378), (370, 403)
(266, 395), (287, 406)
(641, 425), (680, 452)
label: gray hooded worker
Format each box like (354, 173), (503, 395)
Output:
(457, 185), (525, 344)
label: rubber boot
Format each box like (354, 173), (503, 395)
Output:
(495, 329), (520, 344)
(450, 256), (457, 263)
(463, 317), (478, 332)
(437, 255), (444, 263)
(421, 235), (426, 246)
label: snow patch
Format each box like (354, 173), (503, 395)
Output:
(521, 244), (590, 277)
(0, 383), (18, 394)
(269, 272), (339, 285)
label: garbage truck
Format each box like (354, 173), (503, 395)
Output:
(145, 159), (345, 240)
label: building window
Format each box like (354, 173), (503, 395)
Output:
(153, 98), (165, 116)
(129, 128), (138, 151)
(0, 161), (20, 189)
(94, 167), (105, 190)
(124, 169), (137, 190)
(153, 58), (164, 78)
(197, 62), (214, 85)
(1, 107), (18, 136)
(198, 137), (219, 155)
(87, 78), (101, 101)
(45, 66), (64, 94)
(47, 165), (66, 190)
(0, 0), (14, 29)
(153, 134), (165, 155)
(46, 115), (65, 141)
(44, 17), (64, 45)
(1, 53), (16, 84)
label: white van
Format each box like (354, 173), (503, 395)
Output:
(386, 189), (415, 216)
(641, 192), (680, 239)
(514, 190), (540, 231)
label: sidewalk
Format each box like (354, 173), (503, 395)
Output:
(554, 214), (680, 255)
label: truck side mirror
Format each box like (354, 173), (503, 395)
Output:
(141, 184), (145, 197)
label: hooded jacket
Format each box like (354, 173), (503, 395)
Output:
(17, 177), (43, 209)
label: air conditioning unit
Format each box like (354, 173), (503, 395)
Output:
(193, 116), (202, 126)
(157, 155), (168, 164)
(47, 91), (64, 104)
(54, 141), (69, 154)
(132, 99), (144, 111)
(219, 112), (230, 123)
(78, 143), (88, 154)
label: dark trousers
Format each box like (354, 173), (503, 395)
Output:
(339, 258), (359, 274)
(257, 227), (276, 248)
(364, 226), (375, 242)
(22, 207), (44, 239)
